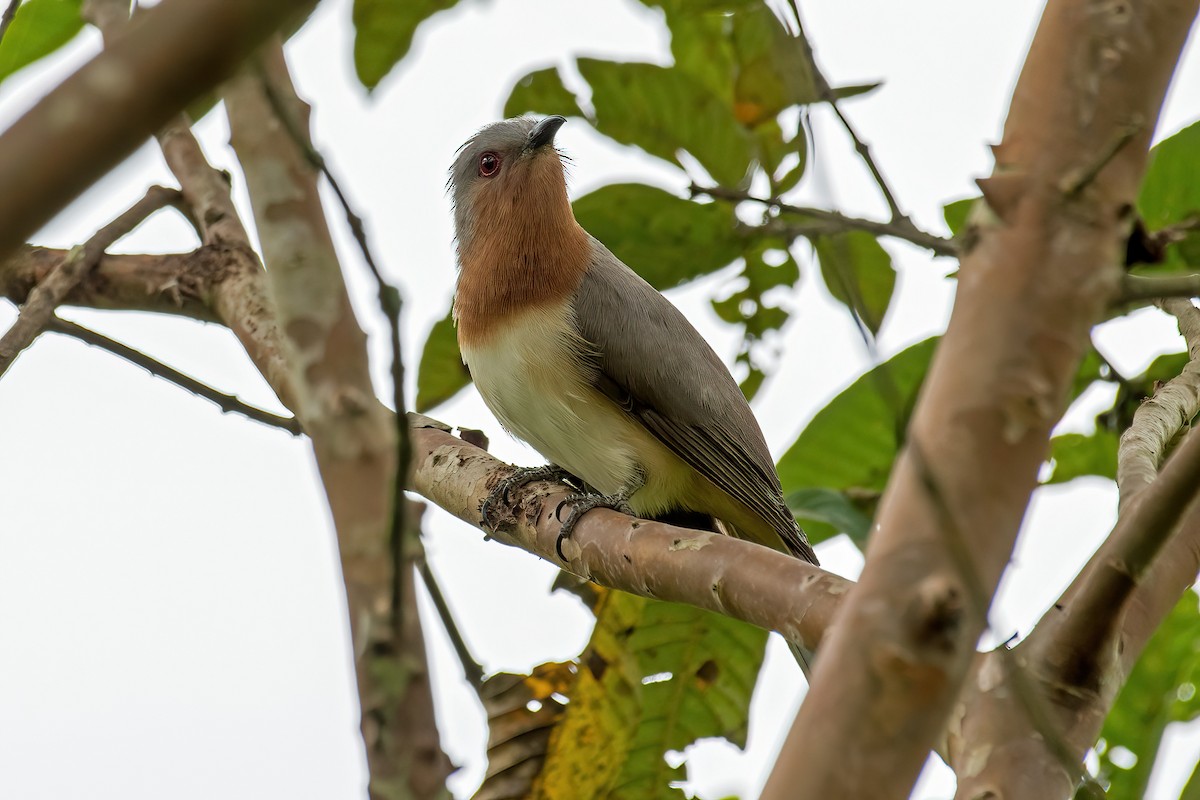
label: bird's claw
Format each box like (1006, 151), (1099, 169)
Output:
(480, 464), (575, 530)
(553, 491), (635, 561)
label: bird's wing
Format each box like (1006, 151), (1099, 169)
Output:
(572, 239), (814, 562)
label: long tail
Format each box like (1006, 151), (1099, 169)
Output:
(788, 641), (817, 680)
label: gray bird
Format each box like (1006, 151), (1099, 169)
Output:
(450, 115), (817, 569)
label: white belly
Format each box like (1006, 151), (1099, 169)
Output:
(460, 305), (688, 512)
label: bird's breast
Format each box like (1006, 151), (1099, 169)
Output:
(459, 302), (690, 511)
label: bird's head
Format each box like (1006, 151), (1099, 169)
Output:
(449, 115), (572, 257)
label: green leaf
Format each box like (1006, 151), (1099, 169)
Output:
(943, 197), (977, 237)
(815, 231), (896, 335)
(573, 184), (743, 290)
(536, 589), (767, 799)
(1136, 120), (1200, 271)
(578, 58), (755, 187)
(738, 365), (765, 402)
(777, 337), (939, 496)
(1141, 351), (1190, 386)
(754, 118), (807, 195)
(0, 0), (83, 86)
(415, 308), (471, 412)
(786, 487), (872, 548)
(657, 4), (736, 105)
(504, 65), (583, 119)
(351, 0), (461, 90)
(1045, 430), (1119, 484)
(729, 5), (818, 126)
(1095, 592), (1200, 800)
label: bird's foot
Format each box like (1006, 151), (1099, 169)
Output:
(553, 490), (635, 561)
(481, 464), (577, 530)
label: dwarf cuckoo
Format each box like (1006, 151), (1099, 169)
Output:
(449, 116), (818, 569)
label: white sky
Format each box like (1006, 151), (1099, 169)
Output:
(1, 1), (1198, 798)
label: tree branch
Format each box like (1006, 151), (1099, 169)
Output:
(252, 50), (415, 664)
(786, 0), (906, 223)
(223, 43), (448, 797)
(0, 185), (181, 377)
(1117, 298), (1200, 504)
(1120, 272), (1200, 302)
(0, 0), (20, 50)
(949, 246), (1200, 800)
(408, 416), (846, 653)
(417, 550), (485, 691)
(761, 0), (1198, 796)
(690, 183), (957, 257)
(45, 316), (302, 434)
(0, 0), (315, 262)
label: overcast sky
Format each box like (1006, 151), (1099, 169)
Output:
(1, 1), (1198, 798)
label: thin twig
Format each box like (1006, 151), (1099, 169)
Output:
(692, 183), (957, 257)
(786, 0), (906, 223)
(417, 554), (485, 690)
(46, 316), (302, 434)
(0, 185), (181, 378)
(1120, 272), (1200, 303)
(1090, 341), (1135, 393)
(1059, 117), (1145, 197)
(0, 0), (20, 51)
(253, 61), (413, 644)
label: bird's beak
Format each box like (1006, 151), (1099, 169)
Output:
(527, 115), (566, 151)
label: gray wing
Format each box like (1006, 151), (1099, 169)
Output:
(573, 238), (814, 563)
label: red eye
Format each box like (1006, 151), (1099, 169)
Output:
(479, 152), (501, 177)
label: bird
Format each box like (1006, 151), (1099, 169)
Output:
(449, 115), (818, 569)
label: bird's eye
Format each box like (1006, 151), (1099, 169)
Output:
(479, 152), (501, 177)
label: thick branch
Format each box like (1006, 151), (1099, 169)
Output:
(761, 2), (1198, 798)
(224, 44), (443, 797)
(0, 0), (314, 262)
(0, 186), (181, 377)
(408, 417), (846, 652)
(950, 223), (1200, 800)
(952, 474), (1200, 800)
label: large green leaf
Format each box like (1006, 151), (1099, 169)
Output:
(534, 589), (767, 799)
(657, 4), (736, 105)
(1093, 592), (1200, 800)
(1135, 120), (1200, 271)
(579, 58), (755, 187)
(785, 487), (872, 548)
(0, 0), (83, 86)
(815, 231), (896, 335)
(504, 65), (583, 120)
(415, 307), (471, 412)
(352, 0), (461, 90)
(573, 184), (743, 290)
(1045, 430), (1119, 484)
(778, 337), (938, 496)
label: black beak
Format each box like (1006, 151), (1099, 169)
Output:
(527, 115), (566, 150)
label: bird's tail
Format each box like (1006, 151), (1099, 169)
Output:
(787, 640), (816, 681)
